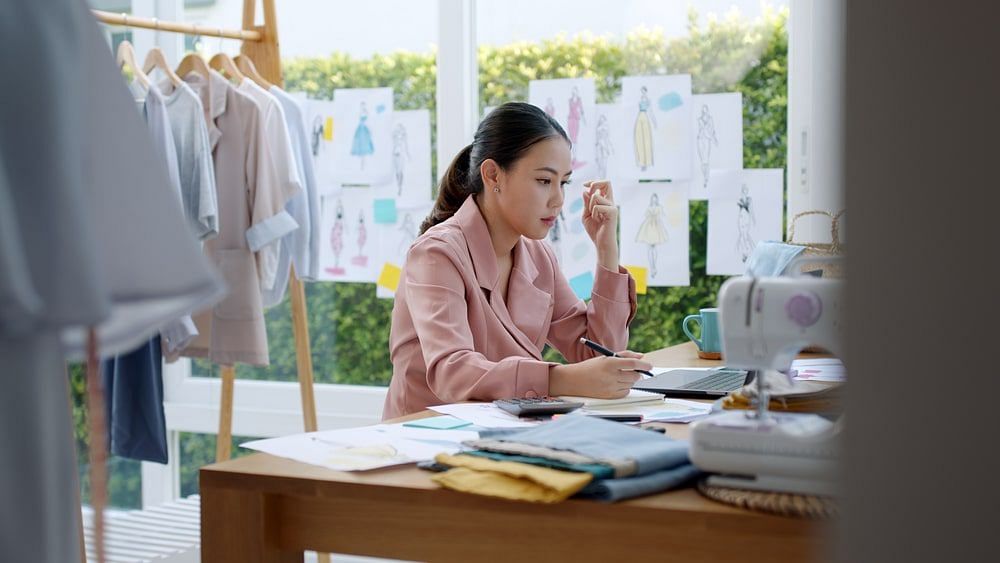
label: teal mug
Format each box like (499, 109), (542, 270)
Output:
(682, 308), (721, 353)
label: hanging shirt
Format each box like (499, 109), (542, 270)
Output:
(271, 86), (322, 282)
(158, 79), (220, 241)
(180, 70), (301, 366)
(236, 78), (303, 295)
(0, 2), (224, 561)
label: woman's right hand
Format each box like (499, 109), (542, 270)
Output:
(548, 352), (652, 399)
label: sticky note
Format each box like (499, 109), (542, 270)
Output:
(323, 116), (333, 141)
(569, 271), (594, 300)
(625, 265), (648, 294)
(377, 263), (402, 292)
(403, 415), (473, 430)
(374, 199), (398, 224)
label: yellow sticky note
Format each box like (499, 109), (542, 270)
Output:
(625, 265), (648, 294)
(323, 116), (334, 141)
(377, 263), (402, 292)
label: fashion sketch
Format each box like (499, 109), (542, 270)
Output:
(635, 193), (669, 278)
(397, 212), (417, 255)
(634, 86), (658, 171)
(736, 184), (756, 263)
(544, 97), (556, 118)
(547, 210), (567, 264)
(351, 209), (368, 267)
(391, 122), (410, 196)
(326, 199), (346, 276)
(696, 104), (718, 188)
(594, 114), (614, 179)
(566, 87), (586, 168)
(311, 115), (325, 157)
(351, 101), (375, 169)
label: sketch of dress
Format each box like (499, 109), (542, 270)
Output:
(326, 199), (346, 276)
(634, 86), (657, 171)
(311, 115), (324, 157)
(392, 123), (410, 196)
(351, 102), (375, 169)
(735, 184), (756, 263)
(635, 193), (669, 278)
(397, 212), (417, 255)
(351, 210), (368, 267)
(544, 97), (556, 118)
(566, 87), (586, 169)
(696, 104), (718, 189)
(594, 114), (614, 179)
(547, 210), (567, 265)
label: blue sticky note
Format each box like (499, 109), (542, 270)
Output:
(570, 271), (595, 300)
(374, 199), (397, 224)
(658, 91), (683, 112)
(403, 415), (473, 430)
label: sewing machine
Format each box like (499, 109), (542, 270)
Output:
(689, 276), (845, 496)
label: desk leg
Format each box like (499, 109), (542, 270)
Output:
(201, 485), (301, 563)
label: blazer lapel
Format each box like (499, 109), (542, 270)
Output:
(506, 241), (551, 352)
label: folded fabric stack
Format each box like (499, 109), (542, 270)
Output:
(430, 416), (701, 503)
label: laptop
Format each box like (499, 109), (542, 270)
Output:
(632, 368), (753, 399)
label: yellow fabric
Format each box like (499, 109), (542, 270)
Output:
(430, 453), (593, 504)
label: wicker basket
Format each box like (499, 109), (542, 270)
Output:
(787, 209), (846, 278)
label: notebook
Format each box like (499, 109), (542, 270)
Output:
(556, 389), (664, 409)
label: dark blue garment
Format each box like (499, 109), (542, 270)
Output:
(101, 337), (168, 464)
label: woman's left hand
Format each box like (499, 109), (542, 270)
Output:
(582, 180), (619, 267)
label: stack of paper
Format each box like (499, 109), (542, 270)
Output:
(791, 358), (846, 382)
(557, 389), (664, 408)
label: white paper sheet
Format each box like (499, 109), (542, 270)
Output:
(387, 109), (433, 206)
(529, 78), (596, 172)
(616, 75), (693, 181)
(241, 426), (459, 472)
(690, 92), (743, 200)
(791, 358), (846, 382)
(317, 188), (377, 282)
(619, 182), (690, 287)
(333, 87), (394, 184)
(569, 398), (712, 423)
(300, 97), (338, 195)
(706, 168), (784, 275)
(429, 403), (539, 428)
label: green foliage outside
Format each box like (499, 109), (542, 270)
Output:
(71, 8), (788, 507)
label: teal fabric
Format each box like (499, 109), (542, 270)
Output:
(461, 450), (616, 479)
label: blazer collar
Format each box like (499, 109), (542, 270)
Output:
(183, 69), (229, 149)
(454, 195), (540, 291)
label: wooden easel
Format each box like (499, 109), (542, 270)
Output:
(92, 2), (325, 561)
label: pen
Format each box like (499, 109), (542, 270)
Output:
(579, 337), (655, 377)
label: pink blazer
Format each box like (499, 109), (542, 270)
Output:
(383, 196), (637, 419)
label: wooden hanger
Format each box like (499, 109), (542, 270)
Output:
(209, 52), (244, 83)
(234, 54), (273, 90)
(116, 40), (151, 89)
(175, 52), (211, 81)
(142, 46), (184, 88)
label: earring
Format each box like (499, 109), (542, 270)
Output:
(494, 186), (500, 193)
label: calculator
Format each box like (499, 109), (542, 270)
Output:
(493, 397), (584, 417)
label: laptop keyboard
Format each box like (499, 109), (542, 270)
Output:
(676, 370), (747, 392)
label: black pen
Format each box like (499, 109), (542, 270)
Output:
(579, 337), (655, 377)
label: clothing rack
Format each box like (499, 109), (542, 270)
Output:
(90, 1), (323, 560)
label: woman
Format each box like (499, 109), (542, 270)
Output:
(383, 102), (650, 419)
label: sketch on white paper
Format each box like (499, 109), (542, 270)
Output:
(619, 183), (690, 287)
(333, 87), (393, 184)
(300, 98), (338, 194)
(390, 110), (433, 205)
(375, 201), (433, 298)
(617, 75), (693, 181)
(706, 169), (784, 275)
(529, 78), (596, 171)
(318, 188), (377, 283)
(691, 93), (743, 199)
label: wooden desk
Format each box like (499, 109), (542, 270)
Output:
(200, 342), (829, 562)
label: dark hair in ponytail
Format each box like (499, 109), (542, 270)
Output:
(419, 102), (569, 234)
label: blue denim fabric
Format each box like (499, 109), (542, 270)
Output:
(578, 463), (702, 502)
(479, 415), (690, 476)
(101, 337), (168, 464)
(744, 241), (806, 276)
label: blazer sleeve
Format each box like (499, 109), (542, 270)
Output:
(402, 238), (554, 402)
(545, 245), (637, 363)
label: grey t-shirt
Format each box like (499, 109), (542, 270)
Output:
(159, 80), (219, 240)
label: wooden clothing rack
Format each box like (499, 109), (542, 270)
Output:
(90, 1), (324, 561)
(94, 0), (318, 453)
